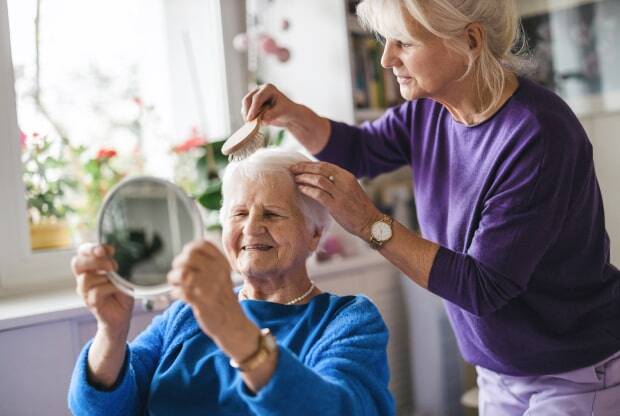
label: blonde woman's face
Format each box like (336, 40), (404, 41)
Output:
(380, 17), (468, 101)
(221, 175), (319, 279)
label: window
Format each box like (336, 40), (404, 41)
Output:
(0, 0), (246, 292)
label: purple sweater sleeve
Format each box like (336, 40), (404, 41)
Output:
(315, 103), (414, 178)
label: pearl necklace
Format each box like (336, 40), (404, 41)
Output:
(239, 280), (316, 305)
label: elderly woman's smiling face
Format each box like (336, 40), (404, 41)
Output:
(221, 174), (320, 279)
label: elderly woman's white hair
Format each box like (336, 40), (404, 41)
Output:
(219, 148), (332, 242)
(357, 0), (532, 113)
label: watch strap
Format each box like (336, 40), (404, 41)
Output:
(229, 328), (276, 372)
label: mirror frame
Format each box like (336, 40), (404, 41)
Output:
(96, 175), (204, 300)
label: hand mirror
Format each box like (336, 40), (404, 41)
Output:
(97, 176), (203, 306)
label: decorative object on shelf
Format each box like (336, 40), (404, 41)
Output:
(234, 0), (293, 87)
(233, 32), (250, 52)
(280, 18), (290, 31)
(233, 31), (291, 63)
(520, 0), (620, 115)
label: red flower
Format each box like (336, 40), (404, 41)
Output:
(172, 127), (208, 154)
(96, 147), (117, 160)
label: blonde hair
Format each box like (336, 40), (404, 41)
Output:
(357, 0), (532, 114)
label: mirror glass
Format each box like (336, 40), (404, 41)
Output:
(97, 176), (203, 299)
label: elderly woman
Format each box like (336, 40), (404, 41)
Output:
(243, 0), (620, 414)
(67, 149), (395, 415)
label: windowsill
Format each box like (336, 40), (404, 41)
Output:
(0, 250), (389, 331)
(0, 285), (86, 331)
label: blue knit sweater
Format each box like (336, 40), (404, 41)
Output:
(68, 293), (395, 415)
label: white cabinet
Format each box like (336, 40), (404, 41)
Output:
(0, 310), (156, 416)
(0, 321), (76, 416)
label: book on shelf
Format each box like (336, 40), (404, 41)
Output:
(350, 33), (402, 112)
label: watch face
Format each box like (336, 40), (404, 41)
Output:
(371, 221), (392, 242)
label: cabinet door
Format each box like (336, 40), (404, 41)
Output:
(0, 321), (75, 416)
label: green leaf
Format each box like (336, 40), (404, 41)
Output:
(197, 181), (222, 210)
(206, 223), (222, 232)
(210, 139), (229, 164)
(196, 156), (208, 177)
(270, 129), (286, 147)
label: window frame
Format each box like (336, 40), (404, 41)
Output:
(0, 0), (247, 294)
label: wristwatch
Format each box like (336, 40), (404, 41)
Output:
(369, 215), (393, 249)
(229, 328), (277, 372)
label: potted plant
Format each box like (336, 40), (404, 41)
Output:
(21, 130), (77, 250)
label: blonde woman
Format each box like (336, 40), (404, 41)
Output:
(244, 0), (620, 414)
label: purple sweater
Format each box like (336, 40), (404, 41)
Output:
(316, 77), (620, 376)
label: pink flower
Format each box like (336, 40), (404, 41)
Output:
(19, 130), (27, 149)
(96, 147), (118, 160)
(173, 127), (208, 154)
(133, 96), (144, 107)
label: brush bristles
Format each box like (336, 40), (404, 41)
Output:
(227, 132), (266, 162)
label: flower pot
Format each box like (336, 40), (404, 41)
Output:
(29, 220), (72, 250)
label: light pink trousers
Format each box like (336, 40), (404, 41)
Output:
(477, 350), (620, 415)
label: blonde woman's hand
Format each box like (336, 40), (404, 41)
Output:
(242, 83), (300, 127)
(71, 243), (134, 335)
(291, 161), (384, 240)
(242, 84), (331, 154)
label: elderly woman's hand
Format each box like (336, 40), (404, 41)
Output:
(72, 243), (134, 334)
(167, 240), (241, 336)
(291, 161), (384, 240)
(168, 240), (264, 369)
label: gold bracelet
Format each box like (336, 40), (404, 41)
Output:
(229, 328), (277, 372)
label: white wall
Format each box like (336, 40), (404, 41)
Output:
(580, 112), (620, 264)
(248, 0), (355, 124)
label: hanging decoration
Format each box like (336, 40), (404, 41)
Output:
(233, 0), (292, 88)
